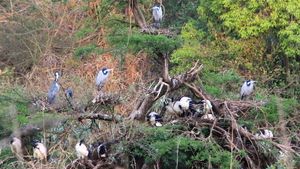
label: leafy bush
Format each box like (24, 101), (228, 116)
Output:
(73, 44), (105, 57)
(261, 96), (300, 124)
(199, 70), (241, 99)
(109, 32), (182, 57)
(124, 125), (242, 169)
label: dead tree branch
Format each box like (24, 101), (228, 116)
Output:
(78, 113), (121, 123)
(128, 56), (203, 120)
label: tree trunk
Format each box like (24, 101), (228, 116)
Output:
(129, 0), (147, 28)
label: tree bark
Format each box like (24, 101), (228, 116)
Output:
(129, 0), (147, 28)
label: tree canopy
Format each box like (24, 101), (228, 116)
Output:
(0, 0), (299, 168)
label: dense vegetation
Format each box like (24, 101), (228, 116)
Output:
(0, 0), (299, 168)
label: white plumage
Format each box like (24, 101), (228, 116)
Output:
(152, 5), (162, 29)
(201, 114), (215, 121)
(165, 97), (198, 117)
(147, 112), (163, 126)
(32, 142), (47, 161)
(179, 97), (192, 110)
(165, 100), (183, 116)
(75, 139), (90, 159)
(202, 100), (213, 114)
(96, 68), (113, 91)
(10, 137), (23, 159)
(255, 129), (274, 138)
(241, 80), (257, 101)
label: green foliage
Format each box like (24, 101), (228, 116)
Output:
(162, 0), (201, 31)
(125, 125), (241, 169)
(195, 0), (300, 83)
(75, 18), (98, 39)
(198, 70), (241, 99)
(258, 96), (300, 124)
(73, 44), (105, 57)
(109, 32), (182, 57)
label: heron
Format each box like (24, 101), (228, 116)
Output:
(152, 5), (162, 29)
(75, 139), (91, 159)
(10, 137), (23, 160)
(147, 112), (163, 126)
(96, 68), (113, 91)
(65, 89), (74, 100)
(241, 80), (257, 101)
(48, 71), (60, 104)
(31, 139), (47, 161)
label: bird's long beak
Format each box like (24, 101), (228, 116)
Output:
(252, 81), (257, 82)
(108, 69), (113, 71)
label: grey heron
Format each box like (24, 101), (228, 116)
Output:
(241, 80), (257, 101)
(65, 89), (74, 100)
(96, 68), (113, 91)
(152, 5), (162, 29)
(48, 71), (60, 104)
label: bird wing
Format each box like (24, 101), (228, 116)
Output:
(240, 82), (247, 96)
(96, 71), (108, 85)
(152, 7), (162, 22)
(36, 143), (47, 159)
(48, 83), (60, 102)
(76, 143), (89, 157)
(158, 7), (162, 21)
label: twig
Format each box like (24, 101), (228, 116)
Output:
(48, 125), (72, 153)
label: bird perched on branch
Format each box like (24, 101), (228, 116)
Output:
(189, 99), (218, 118)
(65, 89), (74, 100)
(75, 139), (91, 159)
(48, 71), (60, 104)
(164, 97), (200, 117)
(147, 112), (163, 126)
(10, 137), (23, 160)
(90, 139), (120, 160)
(31, 139), (47, 162)
(97, 142), (107, 158)
(178, 97), (194, 116)
(152, 5), (162, 29)
(96, 68), (113, 91)
(240, 80), (257, 101)
(255, 129), (274, 139)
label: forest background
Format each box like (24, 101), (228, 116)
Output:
(0, 0), (299, 168)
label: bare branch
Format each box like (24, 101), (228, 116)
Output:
(78, 113), (121, 123)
